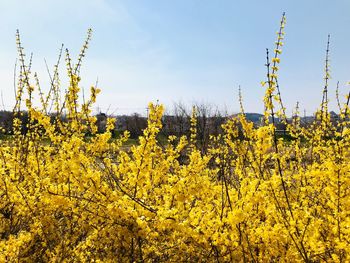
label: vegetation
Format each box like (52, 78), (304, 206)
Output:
(1, 13), (350, 262)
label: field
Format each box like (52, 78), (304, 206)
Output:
(1, 14), (350, 262)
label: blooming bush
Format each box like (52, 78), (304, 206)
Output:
(1, 14), (350, 262)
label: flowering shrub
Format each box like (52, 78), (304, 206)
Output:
(1, 14), (350, 262)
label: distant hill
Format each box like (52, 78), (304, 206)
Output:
(244, 113), (264, 123)
(232, 113), (264, 123)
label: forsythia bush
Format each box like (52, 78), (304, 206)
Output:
(1, 14), (350, 262)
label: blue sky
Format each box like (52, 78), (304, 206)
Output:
(0, 0), (349, 115)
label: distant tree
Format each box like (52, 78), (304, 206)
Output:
(125, 113), (147, 138)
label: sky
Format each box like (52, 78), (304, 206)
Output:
(0, 0), (350, 116)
